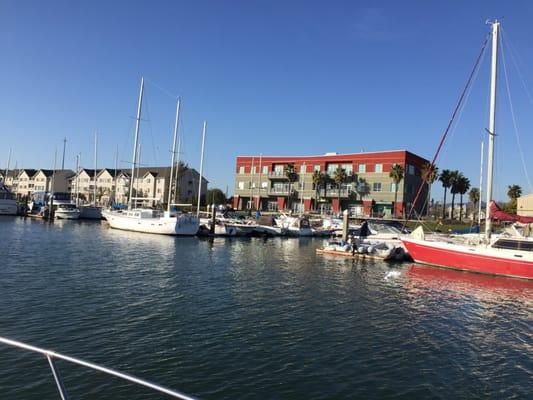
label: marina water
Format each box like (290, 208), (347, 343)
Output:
(0, 216), (531, 399)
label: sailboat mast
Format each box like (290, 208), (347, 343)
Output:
(485, 21), (499, 238)
(94, 131), (98, 206)
(129, 77), (144, 209)
(478, 141), (484, 228)
(196, 121), (207, 217)
(4, 148), (12, 183)
(168, 98), (181, 212)
(75, 154), (80, 207)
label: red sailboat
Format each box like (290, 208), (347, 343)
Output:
(402, 21), (533, 280)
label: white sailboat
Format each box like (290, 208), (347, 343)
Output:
(80, 132), (103, 219)
(102, 78), (200, 235)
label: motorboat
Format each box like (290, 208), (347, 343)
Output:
(254, 215), (287, 236)
(275, 215), (314, 237)
(54, 202), (81, 220)
(103, 209), (199, 235)
(0, 183), (17, 215)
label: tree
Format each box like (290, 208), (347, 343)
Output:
(421, 162), (439, 217)
(322, 173), (331, 199)
(284, 163), (298, 211)
(468, 187), (480, 221)
(449, 170), (461, 220)
(206, 188), (226, 205)
(506, 184), (522, 214)
(389, 163), (404, 218)
(456, 175), (471, 222)
(355, 177), (370, 201)
(439, 169), (452, 219)
(311, 170), (322, 211)
(333, 167), (348, 210)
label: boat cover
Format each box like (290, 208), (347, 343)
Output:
(490, 201), (533, 224)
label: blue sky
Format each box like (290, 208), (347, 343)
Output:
(1, 0), (532, 201)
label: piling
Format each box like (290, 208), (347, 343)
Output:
(210, 204), (216, 234)
(342, 209), (349, 241)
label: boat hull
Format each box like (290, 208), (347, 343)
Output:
(0, 201), (18, 215)
(402, 238), (533, 280)
(79, 206), (102, 220)
(55, 211), (81, 220)
(103, 211), (199, 236)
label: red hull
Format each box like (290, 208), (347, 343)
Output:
(402, 239), (533, 280)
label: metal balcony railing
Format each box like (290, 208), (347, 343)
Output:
(0, 336), (195, 400)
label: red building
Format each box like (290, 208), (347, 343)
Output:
(233, 150), (429, 217)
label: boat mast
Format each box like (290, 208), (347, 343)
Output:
(485, 21), (499, 238)
(478, 141), (484, 228)
(129, 77), (144, 210)
(168, 97), (181, 212)
(4, 148), (11, 183)
(196, 121), (207, 217)
(94, 131), (98, 206)
(75, 154), (80, 207)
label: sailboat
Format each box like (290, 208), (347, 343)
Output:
(401, 21), (533, 280)
(80, 132), (103, 219)
(102, 78), (200, 236)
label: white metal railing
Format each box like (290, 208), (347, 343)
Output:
(0, 336), (196, 400)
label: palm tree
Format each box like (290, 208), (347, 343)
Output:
(439, 169), (452, 219)
(333, 167), (348, 211)
(449, 170), (461, 220)
(284, 163), (298, 211)
(507, 184), (522, 214)
(421, 162), (439, 217)
(322, 173), (330, 199)
(468, 187), (480, 221)
(355, 177), (370, 201)
(507, 184), (522, 200)
(311, 170), (322, 211)
(389, 163), (404, 218)
(456, 175), (471, 222)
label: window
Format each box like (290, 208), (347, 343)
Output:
(238, 182), (245, 190)
(262, 166), (268, 174)
(314, 165), (321, 172)
(358, 164), (366, 173)
(373, 182), (382, 192)
(239, 166), (245, 174)
(274, 165), (284, 175)
(390, 183), (397, 193)
(299, 181), (305, 190)
(251, 166), (256, 174)
(261, 181), (268, 189)
(407, 164), (415, 175)
(300, 164), (307, 173)
(342, 164), (353, 174)
(375, 164), (383, 173)
(326, 164), (338, 174)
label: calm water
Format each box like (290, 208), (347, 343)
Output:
(0, 216), (531, 399)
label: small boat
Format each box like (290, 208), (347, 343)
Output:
(317, 238), (406, 261)
(254, 215), (287, 236)
(0, 183), (18, 215)
(79, 205), (103, 220)
(54, 202), (81, 220)
(276, 215), (314, 236)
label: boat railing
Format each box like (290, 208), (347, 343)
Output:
(0, 336), (196, 400)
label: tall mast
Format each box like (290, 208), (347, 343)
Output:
(4, 148), (11, 183)
(94, 131), (98, 206)
(485, 21), (499, 238)
(196, 121), (207, 216)
(478, 141), (484, 228)
(75, 154), (80, 207)
(61, 137), (67, 170)
(168, 97), (181, 212)
(174, 130), (182, 204)
(113, 145), (118, 205)
(129, 77), (144, 210)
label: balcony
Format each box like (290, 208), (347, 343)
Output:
(267, 171), (287, 180)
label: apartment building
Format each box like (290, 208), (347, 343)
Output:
(233, 150), (429, 217)
(0, 169), (74, 197)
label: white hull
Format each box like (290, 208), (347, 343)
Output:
(55, 210), (81, 220)
(103, 210), (199, 235)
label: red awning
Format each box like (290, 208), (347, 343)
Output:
(490, 201), (533, 224)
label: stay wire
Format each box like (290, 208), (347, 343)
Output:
(500, 29), (533, 192)
(404, 32), (490, 227)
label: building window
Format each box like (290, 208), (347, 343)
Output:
(375, 164), (383, 173)
(342, 164), (353, 174)
(373, 182), (382, 192)
(407, 164), (415, 175)
(326, 164), (338, 174)
(239, 166), (245, 174)
(314, 165), (321, 172)
(358, 164), (366, 173)
(390, 183), (397, 193)
(274, 165), (284, 176)
(238, 182), (245, 190)
(262, 166), (268, 174)
(261, 181), (268, 189)
(251, 166), (256, 174)
(300, 164), (307, 173)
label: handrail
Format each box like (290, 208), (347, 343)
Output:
(0, 336), (196, 400)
